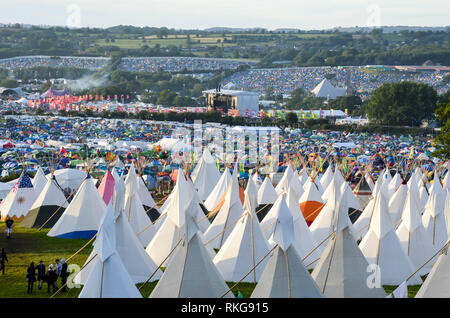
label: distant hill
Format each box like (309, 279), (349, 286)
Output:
(334, 26), (449, 33)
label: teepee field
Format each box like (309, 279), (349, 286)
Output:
(0, 222), (423, 298)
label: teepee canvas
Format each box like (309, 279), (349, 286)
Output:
(251, 199), (323, 298)
(21, 175), (67, 228)
(359, 192), (422, 285)
(150, 198), (232, 298)
(78, 203), (142, 298)
(48, 175), (105, 239)
(0, 172), (37, 221)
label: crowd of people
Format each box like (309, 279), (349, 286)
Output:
(118, 57), (255, 73)
(223, 66), (449, 95)
(26, 258), (69, 294)
(0, 56), (109, 72)
(0, 56), (255, 74)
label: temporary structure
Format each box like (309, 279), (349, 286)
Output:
(359, 192), (422, 285)
(422, 172), (448, 250)
(274, 164), (294, 196)
(256, 176), (278, 221)
(311, 192), (387, 298)
(48, 175), (106, 239)
(415, 243), (450, 298)
(285, 185), (320, 266)
(388, 172), (402, 197)
(145, 169), (195, 266)
(0, 172), (37, 221)
(310, 177), (344, 249)
(51, 168), (87, 193)
(243, 176), (258, 214)
(203, 168), (245, 250)
(150, 198), (232, 298)
(353, 175), (372, 210)
(299, 177), (325, 226)
(388, 181), (409, 226)
(251, 198), (323, 298)
(204, 167), (231, 211)
(213, 207), (270, 283)
(21, 175), (68, 228)
(191, 148), (221, 201)
(137, 176), (160, 222)
(97, 169), (115, 206)
(319, 165), (334, 191)
(78, 203), (142, 298)
(32, 167), (48, 195)
(75, 181), (162, 285)
(365, 173), (375, 191)
(352, 178), (383, 239)
(396, 187), (436, 275)
(123, 164), (155, 246)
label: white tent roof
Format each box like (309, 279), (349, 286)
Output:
(28, 175), (68, 211)
(311, 79), (346, 99)
(396, 189), (437, 275)
(51, 168), (87, 193)
(388, 183), (408, 226)
(204, 167), (231, 211)
(0, 173), (37, 219)
(251, 245), (324, 298)
(32, 167), (48, 195)
(78, 203), (142, 298)
(415, 244), (450, 298)
(48, 177), (105, 238)
(213, 208), (270, 283)
(123, 164), (155, 246)
(150, 198), (232, 298)
(191, 148), (221, 201)
(203, 168), (245, 250)
(422, 172), (448, 250)
(319, 165), (334, 191)
(359, 192), (422, 285)
(257, 176), (277, 205)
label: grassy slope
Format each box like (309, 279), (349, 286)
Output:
(0, 222), (422, 298)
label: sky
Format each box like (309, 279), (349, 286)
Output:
(1, 0), (449, 30)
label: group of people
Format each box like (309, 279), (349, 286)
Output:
(26, 258), (69, 294)
(223, 66), (449, 95)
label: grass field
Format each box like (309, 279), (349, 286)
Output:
(0, 222), (423, 298)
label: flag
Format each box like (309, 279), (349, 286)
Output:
(409, 146), (414, 159)
(18, 173), (33, 189)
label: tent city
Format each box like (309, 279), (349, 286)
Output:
(0, 0), (448, 304)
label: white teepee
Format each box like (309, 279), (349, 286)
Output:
(191, 148), (221, 201)
(213, 207), (270, 283)
(359, 192), (422, 285)
(48, 176), (105, 239)
(150, 198), (232, 298)
(204, 167), (231, 211)
(251, 198), (323, 298)
(311, 191), (387, 298)
(78, 202), (142, 298)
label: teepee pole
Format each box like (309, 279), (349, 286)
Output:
(138, 236), (184, 292)
(50, 253), (98, 298)
(219, 244), (277, 298)
(38, 176), (86, 231)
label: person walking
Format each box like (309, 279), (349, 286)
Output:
(5, 217), (14, 239)
(55, 259), (61, 288)
(0, 248), (7, 275)
(46, 264), (57, 294)
(26, 262), (36, 294)
(36, 260), (45, 290)
(60, 259), (68, 292)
